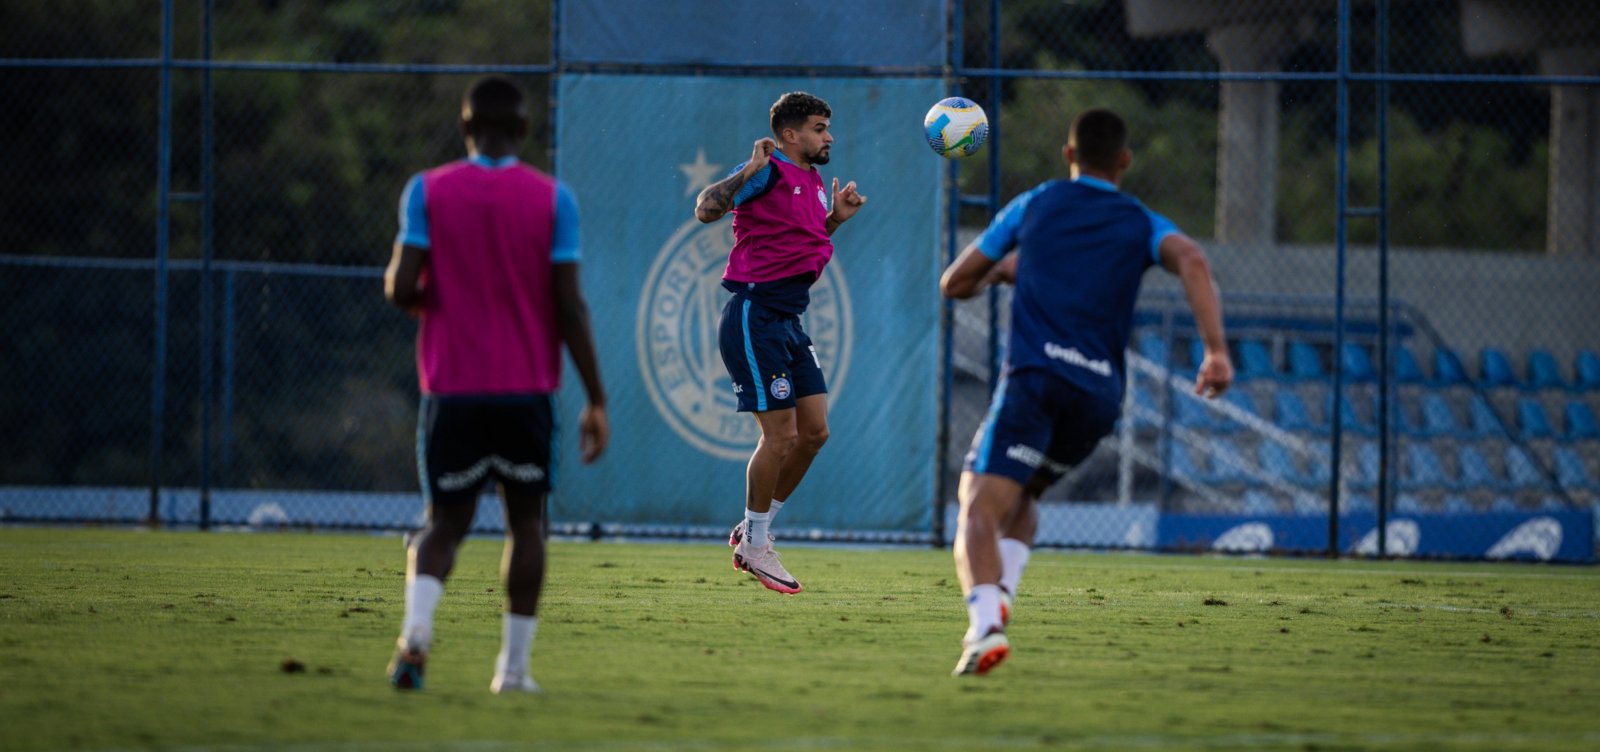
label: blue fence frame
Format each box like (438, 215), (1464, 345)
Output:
(4, 0), (1599, 557)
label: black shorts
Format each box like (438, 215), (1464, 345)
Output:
(963, 369), (1120, 490)
(417, 394), (554, 505)
(717, 295), (827, 412)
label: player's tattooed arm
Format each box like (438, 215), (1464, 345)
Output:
(696, 137), (776, 223)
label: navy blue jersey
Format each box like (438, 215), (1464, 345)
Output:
(975, 177), (1178, 405)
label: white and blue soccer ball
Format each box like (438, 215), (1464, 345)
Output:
(923, 97), (989, 159)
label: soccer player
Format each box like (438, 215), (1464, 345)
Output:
(383, 76), (609, 693)
(693, 92), (867, 594)
(940, 108), (1233, 676)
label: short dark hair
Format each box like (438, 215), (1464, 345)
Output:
(770, 92), (831, 136)
(1069, 108), (1128, 172)
(462, 76), (529, 140)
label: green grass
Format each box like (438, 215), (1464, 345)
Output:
(2, 528), (1598, 751)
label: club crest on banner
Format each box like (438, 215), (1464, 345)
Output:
(638, 201), (852, 460)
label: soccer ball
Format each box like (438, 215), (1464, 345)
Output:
(923, 97), (989, 159)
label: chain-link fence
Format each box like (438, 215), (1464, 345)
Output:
(4, 1), (1597, 560)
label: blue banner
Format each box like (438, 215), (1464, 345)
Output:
(560, 1), (945, 69)
(552, 75), (945, 532)
(1158, 510), (1595, 562)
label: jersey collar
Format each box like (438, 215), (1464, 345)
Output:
(1073, 175), (1118, 193)
(468, 154), (519, 169)
(772, 150), (798, 166)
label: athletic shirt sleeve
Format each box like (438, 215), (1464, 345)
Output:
(552, 180), (581, 264)
(1141, 206), (1179, 264)
(396, 172), (429, 249)
(731, 162), (775, 207)
(974, 182), (1051, 260)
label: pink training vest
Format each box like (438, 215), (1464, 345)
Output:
(724, 157), (833, 283)
(416, 161), (560, 395)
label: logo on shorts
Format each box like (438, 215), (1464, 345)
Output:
(638, 177), (852, 461)
(770, 377), (792, 400)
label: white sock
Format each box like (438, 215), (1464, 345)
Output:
(401, 574), (443, 650)
(965, 584), (1004, 642)
(495, 613), (539, 678)
(745, 508), (771, 549)
(768, 499), (786, 526)
(999, 538), (1031, 597)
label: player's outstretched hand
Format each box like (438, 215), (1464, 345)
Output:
(745, 138), (776, 176)
(1194, 352), (1234, 399)
(830, 178), (867, 223)
(579, 404), (609, 464)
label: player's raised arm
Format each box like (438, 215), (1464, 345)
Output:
(695, 137), (776, 224)
(825, 177), (866, 235)
(1158, 232), (1233, 398)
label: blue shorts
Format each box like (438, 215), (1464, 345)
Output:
(963, 369), (1121, 489)
(418, 394), (554, 505)
(718, 295), (827, 413)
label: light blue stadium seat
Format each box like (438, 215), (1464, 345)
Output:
(1395, 494), (1426, 514)
(1467, 396), (1506, 439)
(1457, 445), (1508, 491)
(1289, 341), (1325, 381)
(1203, 438), (1255, 485)
(1516, 397), (1555, 440)
(1403, 443), (1455, 491)
(1137, 331), (1170, 367)
(1324, 390), (1375, 435)
(1238, 339), (1276, 381)
(1344, 494), (1376, 514)
(1443, 495), (1473, 513)
(1577, 351), (1600, 391)
(1341, 343), (1376, 382)
(1305, 440), (1333, 486)
(1554, 447), (1600, 491)
(1432, 348), (1469, 388)
(1350, 442), (1380, 490)
(1394, 346), (1425, 385)
(1175, 393), (1219, 430)
(1368, 392), (1415, 434)
(1480, 347), (1518, 389)
(1242, 490), (1278, 516)
(1257, 441), (1304, 485)
(1565, 401), (1600, 442)
(1169, 445), (1205, 482)
(1132, 387), (1162, 428)
(1213, 390), (1262, 433)
(1418, 393), (1463, 438)
(1274, 391), (1320, 434)
(1504, 446), (1550, 490)
(1527, 350), (1565, 391)
(1490, 496), (1518, 513)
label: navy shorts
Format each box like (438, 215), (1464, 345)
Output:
(963, 369), (1121, 489)
(718, 295), (827, 412)
(417, 394), (554, 505)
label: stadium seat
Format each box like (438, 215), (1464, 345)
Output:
(1457, 445), (1508, 491)
(1136, 331), (1170, 367)
(1490, 496), (1518, 513)
(1516, 397), (1556, 440)
(1257, 441), (1305, 485)
(1274, 391), (1320, 434)
(1202, 438), (1255, 485)
(1237, 339), (1276, 381)
(1169, 445), (1205, 482)
(1324, 390), (1374, 435)
(1242, 490), (1278, 516)
(1305, 440), (1333, 486)
(1402, 443), (1455, 491)
(1527, 350), (1566, 391)
(1340, 343), (1376, 382)
(1504, 445), (1551, 490)
(1344, 494), (1376, 514)
(1213, 390), (1263, 432)
(1395, 493), (1426, 514)
(1367, 392), (1415, 434)
(1132, 387), (1162, 428)
(1467, 395), (1506, 439)
(1288, 341), (1325, 380)
(1479, 347), (1518, 389)
(1175, 393), (1220, 431)
(1565, 401), (1600, 442)
(1432, 348), (1470, 388)
(1443, 495), (1473, 513)
(1394, 345), (1425, 385)
(1418, 393), (1463, 438)
(1577, 350), (1600, 391)
(1554, 447), (1600, 491)
(1349, 442), (1380, 490)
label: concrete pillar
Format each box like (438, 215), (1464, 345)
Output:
(1540, 48), (1600, 256)
(1207, 23), (1295, 247)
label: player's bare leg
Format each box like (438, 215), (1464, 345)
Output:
(953, 471), (1025, 676)
(773, 394), (829, 503)
(491, 486), (545, 694)
(390, 499), (476, 689)
(733, 408), (803, 593)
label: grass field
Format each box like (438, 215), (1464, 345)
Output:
(2, 528), (1598, 751)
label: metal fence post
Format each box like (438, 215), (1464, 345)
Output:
(147, 0), (175, 528)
